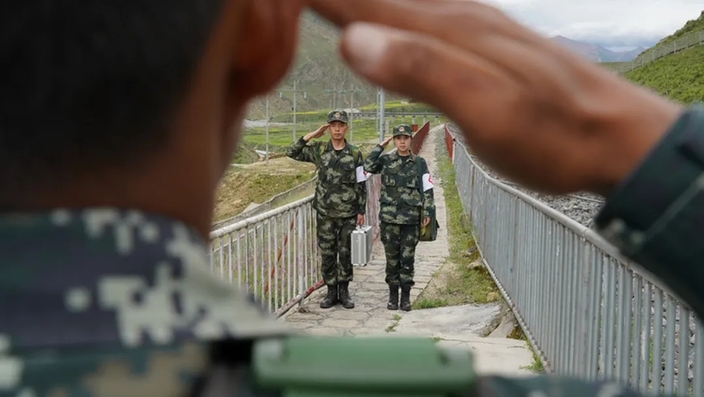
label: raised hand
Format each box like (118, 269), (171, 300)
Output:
(310, 0), (683, 196)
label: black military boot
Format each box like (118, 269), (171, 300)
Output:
(387, 285), (399, 310)
(338, 282), (355, 309)
(320, 285), (338, 309)
(400, 285), (412, 311)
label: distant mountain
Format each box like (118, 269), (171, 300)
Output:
(550, 36), (646, 62)
(246, 11), (390, 119)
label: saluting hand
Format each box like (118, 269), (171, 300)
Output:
(304, 124), (330, 141)
(380, 136), (393, 147)
(310, 0), (682, 196)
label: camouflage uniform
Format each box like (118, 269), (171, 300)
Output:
(364, 124), (435, 312)
(285, 110), (367, 309)
(6, 104), (704, 397)
(0, 208), (291, 396)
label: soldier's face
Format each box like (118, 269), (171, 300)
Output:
(329, 121), (348, 139)
(394, 135), (411, 152)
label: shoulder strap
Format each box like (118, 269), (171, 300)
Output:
(315, 143), (325, 164)
(416, 157), (425, 203)
(350, 146), (361, 165)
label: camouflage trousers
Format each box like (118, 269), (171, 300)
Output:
(316, 213), (357, 286)
(380, 222), (420, 287)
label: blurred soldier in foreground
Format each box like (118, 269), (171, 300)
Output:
(364, 124), (435, 311)
(286, 109), (367, 309)
(1, 0), (703, 396)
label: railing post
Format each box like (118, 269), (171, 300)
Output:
(297, 205), (304, 310)
(443, 123), (701, 392)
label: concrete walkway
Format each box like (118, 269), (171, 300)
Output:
(282, 125), (535, 377)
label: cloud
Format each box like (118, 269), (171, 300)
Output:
(478, 0), (703, 48)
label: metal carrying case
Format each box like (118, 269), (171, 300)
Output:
(351, 225), (373, 266)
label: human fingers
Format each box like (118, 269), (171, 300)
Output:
(314, 0), (595, 98)
(339, 23), (521, 144)
(310, 0), (542, 51)
(234, 0), (305, 97)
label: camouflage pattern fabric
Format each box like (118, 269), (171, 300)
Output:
(380, 222), (419, 287)
(327, 109), (349, 124)
(316, 212), (357, 286)
(364, 144), (435, 225)
(0, 208), (292, 396)
(286, 139), (367, 219)
(392, 124), (413, 137)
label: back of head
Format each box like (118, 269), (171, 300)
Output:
(0, 1), (224, 206)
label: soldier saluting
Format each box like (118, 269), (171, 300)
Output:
(286, 109), (367, 309)
(364, 124), (435, 311)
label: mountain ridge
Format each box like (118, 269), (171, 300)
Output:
(550, 35), (646, 62)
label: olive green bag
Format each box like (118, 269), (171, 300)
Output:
(416, 158), (439, 242)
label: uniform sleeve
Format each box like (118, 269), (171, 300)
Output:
(475, 375), (662, 397)
(286, 137), (319, 164)
(364, 144), (385, 174)
(594, 104), (704, 320)
(421, 158), (435, 220)
(355, 151), (367, 216)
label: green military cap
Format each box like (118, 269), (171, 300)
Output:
(327, 109), (349, 124)
(393, 124), (413, 137)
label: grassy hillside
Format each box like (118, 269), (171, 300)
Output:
(270, 100), (439, 123)
(214, 164), (314, 222)
(624, 45), (704, 103)
(608, 10), (704, 104)
(637, 11), (704, 59)
(246, 11), (404, 119)
(242, 101), (446, 153)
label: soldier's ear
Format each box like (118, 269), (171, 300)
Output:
(229, 0), (305, 102)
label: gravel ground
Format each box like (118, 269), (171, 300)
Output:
(446, 124), (605, 228)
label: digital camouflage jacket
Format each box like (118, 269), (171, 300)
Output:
(286, 138), (367, 219)
(364, 144), (435, 225)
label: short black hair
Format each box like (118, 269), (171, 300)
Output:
(0, 1), (224, 203)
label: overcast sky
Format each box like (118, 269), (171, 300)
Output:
(479, 0), (703, 50)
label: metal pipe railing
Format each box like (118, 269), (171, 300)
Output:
(445, 123), (703, 396)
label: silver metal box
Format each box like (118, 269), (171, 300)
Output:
(351, 225), (373, 266)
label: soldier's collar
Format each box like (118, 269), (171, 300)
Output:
(0, 207), (292, 352)
(325, 139), (351, 154)
(390, 150), (416, 161)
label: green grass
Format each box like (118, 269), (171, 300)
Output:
(358, 99), (438, 113)
(214, 171), (314, 221)
(231, 145), (260, 164)
(385, 314), (402, 333)
(242, 115), (445, 155)
(639, 11), (704, 59)
(623, 44), (704, 104)
(270, 100), (442, 123)
(507, 325), (546, 373)
(242, 118), (382, 149)
(411, 132), (500, 310)
(596, 10), (704, 104)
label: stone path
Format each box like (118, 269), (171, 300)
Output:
(282, 125), (535, 377)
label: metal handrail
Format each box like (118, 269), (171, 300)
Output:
(445, 123), (703, 396)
